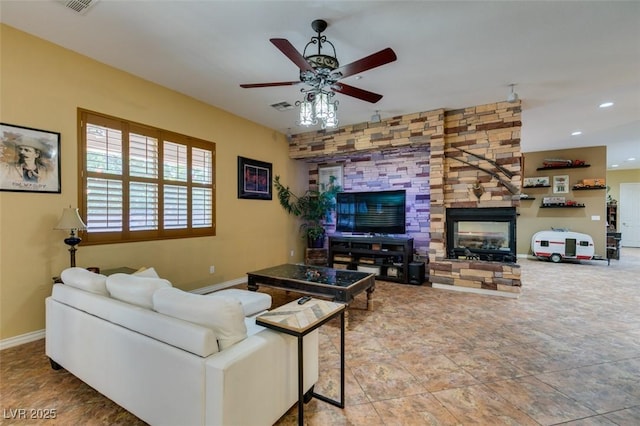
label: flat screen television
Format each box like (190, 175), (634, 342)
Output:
(335, 190), (406, 234)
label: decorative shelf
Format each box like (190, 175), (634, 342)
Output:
(520, 197), (536, 200)
(523, 185), (550, 188)
(536, 164), (591, 171)
(572, 186), (606, 191)
(540, 205), (586, 208)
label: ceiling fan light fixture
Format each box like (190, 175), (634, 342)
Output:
(314, 92), (331, 119)
(297, 100), (316, 127)
(322, 103), (339, 129)
(240, 19), (396, 129)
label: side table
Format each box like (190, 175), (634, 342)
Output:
(256, 298), (345, 426)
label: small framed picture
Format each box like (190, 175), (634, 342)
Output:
(237, 156), (272, 200)
(553, 175), (569, 194)
(318, 164), (343, 192)
(0, 123), (61, 193)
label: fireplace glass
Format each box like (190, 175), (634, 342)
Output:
(446, 207), (517, 262)
(454, 221), (510, 251)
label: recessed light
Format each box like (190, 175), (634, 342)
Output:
(628, 157), (636, 161)
(599, 102), (614, 108)
(611, 164), (619, 168)
(571, 131), (582, 136)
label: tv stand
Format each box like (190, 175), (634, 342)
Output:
(328, 235), (414, 284)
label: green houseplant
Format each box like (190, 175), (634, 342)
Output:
(273, 175), (341, 248)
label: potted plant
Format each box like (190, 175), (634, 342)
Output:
(273, 175), (341, 248)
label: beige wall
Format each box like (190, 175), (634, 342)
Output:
(518, 146), (607, 255)
(0, 25), (307, 340)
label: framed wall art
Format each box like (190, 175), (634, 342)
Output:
(0, 123), (61, 193)
(553, 175), (569, 194)
(237, 156), (272, 200)
(318, 164), (343, 192)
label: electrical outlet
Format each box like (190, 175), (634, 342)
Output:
(209, 265), (215, 274)
(290, 250), (294, 257)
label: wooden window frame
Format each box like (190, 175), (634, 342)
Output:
(78, 109), (215, 245)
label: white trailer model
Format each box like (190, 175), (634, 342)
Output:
(531, 229), (595, 263)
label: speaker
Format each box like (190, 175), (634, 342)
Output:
(408, 262), (425, 285)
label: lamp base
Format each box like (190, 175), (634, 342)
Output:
(63, 235), (82, 267)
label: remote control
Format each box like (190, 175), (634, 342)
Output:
(297, 296), (312, 305)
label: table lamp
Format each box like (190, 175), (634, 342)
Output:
(55, 207), (87, 267)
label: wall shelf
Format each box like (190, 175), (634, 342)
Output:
(572, 186), (606, 191)
(523, 185), (550, 188)
(540, 205), (586, 208)
(536, 164), (591, 171)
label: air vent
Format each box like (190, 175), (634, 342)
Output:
(58, 0), (98, 15)
(270, 102), (294, 112)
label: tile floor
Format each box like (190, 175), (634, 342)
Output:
(1, 249), (639, 425)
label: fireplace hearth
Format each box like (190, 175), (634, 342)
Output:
(446, 207), (517, 263)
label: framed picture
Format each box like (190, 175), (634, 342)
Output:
(553, 175), (569, 194)
(0, 123), (61, 193)
(237, 156), (272, 200)
(318, 164), (343, 192)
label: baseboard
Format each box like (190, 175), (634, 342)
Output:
(431, 283), (520, 299)
(189, 277), (248, 295)
(1, 277), (248, 350)
(0, 329), (45, 351)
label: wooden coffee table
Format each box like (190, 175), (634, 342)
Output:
(247, 263), (375, 310)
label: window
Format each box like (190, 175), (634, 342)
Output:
(79, 109), (215, 244)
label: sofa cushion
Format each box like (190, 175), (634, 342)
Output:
(61, 267), (108, 296)
(106, 273), (172, 309)
(153, 287), (247, 350)
(211, 289), (272, 317)
(132, 266), (160, 278)
(50, 283), (219, 357)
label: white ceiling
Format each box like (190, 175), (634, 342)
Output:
(1, 0), (639, 170)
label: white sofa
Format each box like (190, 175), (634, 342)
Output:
(45, 268), (318, 426)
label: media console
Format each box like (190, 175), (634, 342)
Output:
(328, 235), (415, 284)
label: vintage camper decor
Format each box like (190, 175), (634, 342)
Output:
(531, 229), (594, 263)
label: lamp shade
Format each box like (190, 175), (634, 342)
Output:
(55, 207), (87, 231)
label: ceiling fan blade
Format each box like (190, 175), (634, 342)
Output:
(332, 83), (383, 103)
(270, 38), (315, 73)
(333, 48), (397, 79)
(240, 81), (301, 88)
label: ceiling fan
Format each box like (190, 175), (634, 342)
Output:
(240, 19), (397, 105)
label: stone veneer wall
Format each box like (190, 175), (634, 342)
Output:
(430, 101), (523, 297)
(288, 101), (523, 296)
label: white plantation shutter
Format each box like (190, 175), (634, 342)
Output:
(87, 178), (123, 231)
(80, 110), (215, 244)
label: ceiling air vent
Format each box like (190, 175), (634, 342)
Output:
(57, 0), (99, 15)
(270, 102), (294, 112)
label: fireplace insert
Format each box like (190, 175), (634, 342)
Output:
(446, 207), (517, 263)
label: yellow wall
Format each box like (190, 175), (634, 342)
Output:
(0, 25), (308, 340)
(518, 146), (607, 255)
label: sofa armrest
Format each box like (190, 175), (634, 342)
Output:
(205, 326), (319, 426)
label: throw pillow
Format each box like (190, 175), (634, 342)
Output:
(153, 287), (247, 350)
(60, 267), (108, 296)
(106, 273), (172, 309)
(132, 267), (160, 278)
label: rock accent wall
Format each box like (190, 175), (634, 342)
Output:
(288, 101), (523, 296)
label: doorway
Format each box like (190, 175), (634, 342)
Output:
(620, 182), (640, 247)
